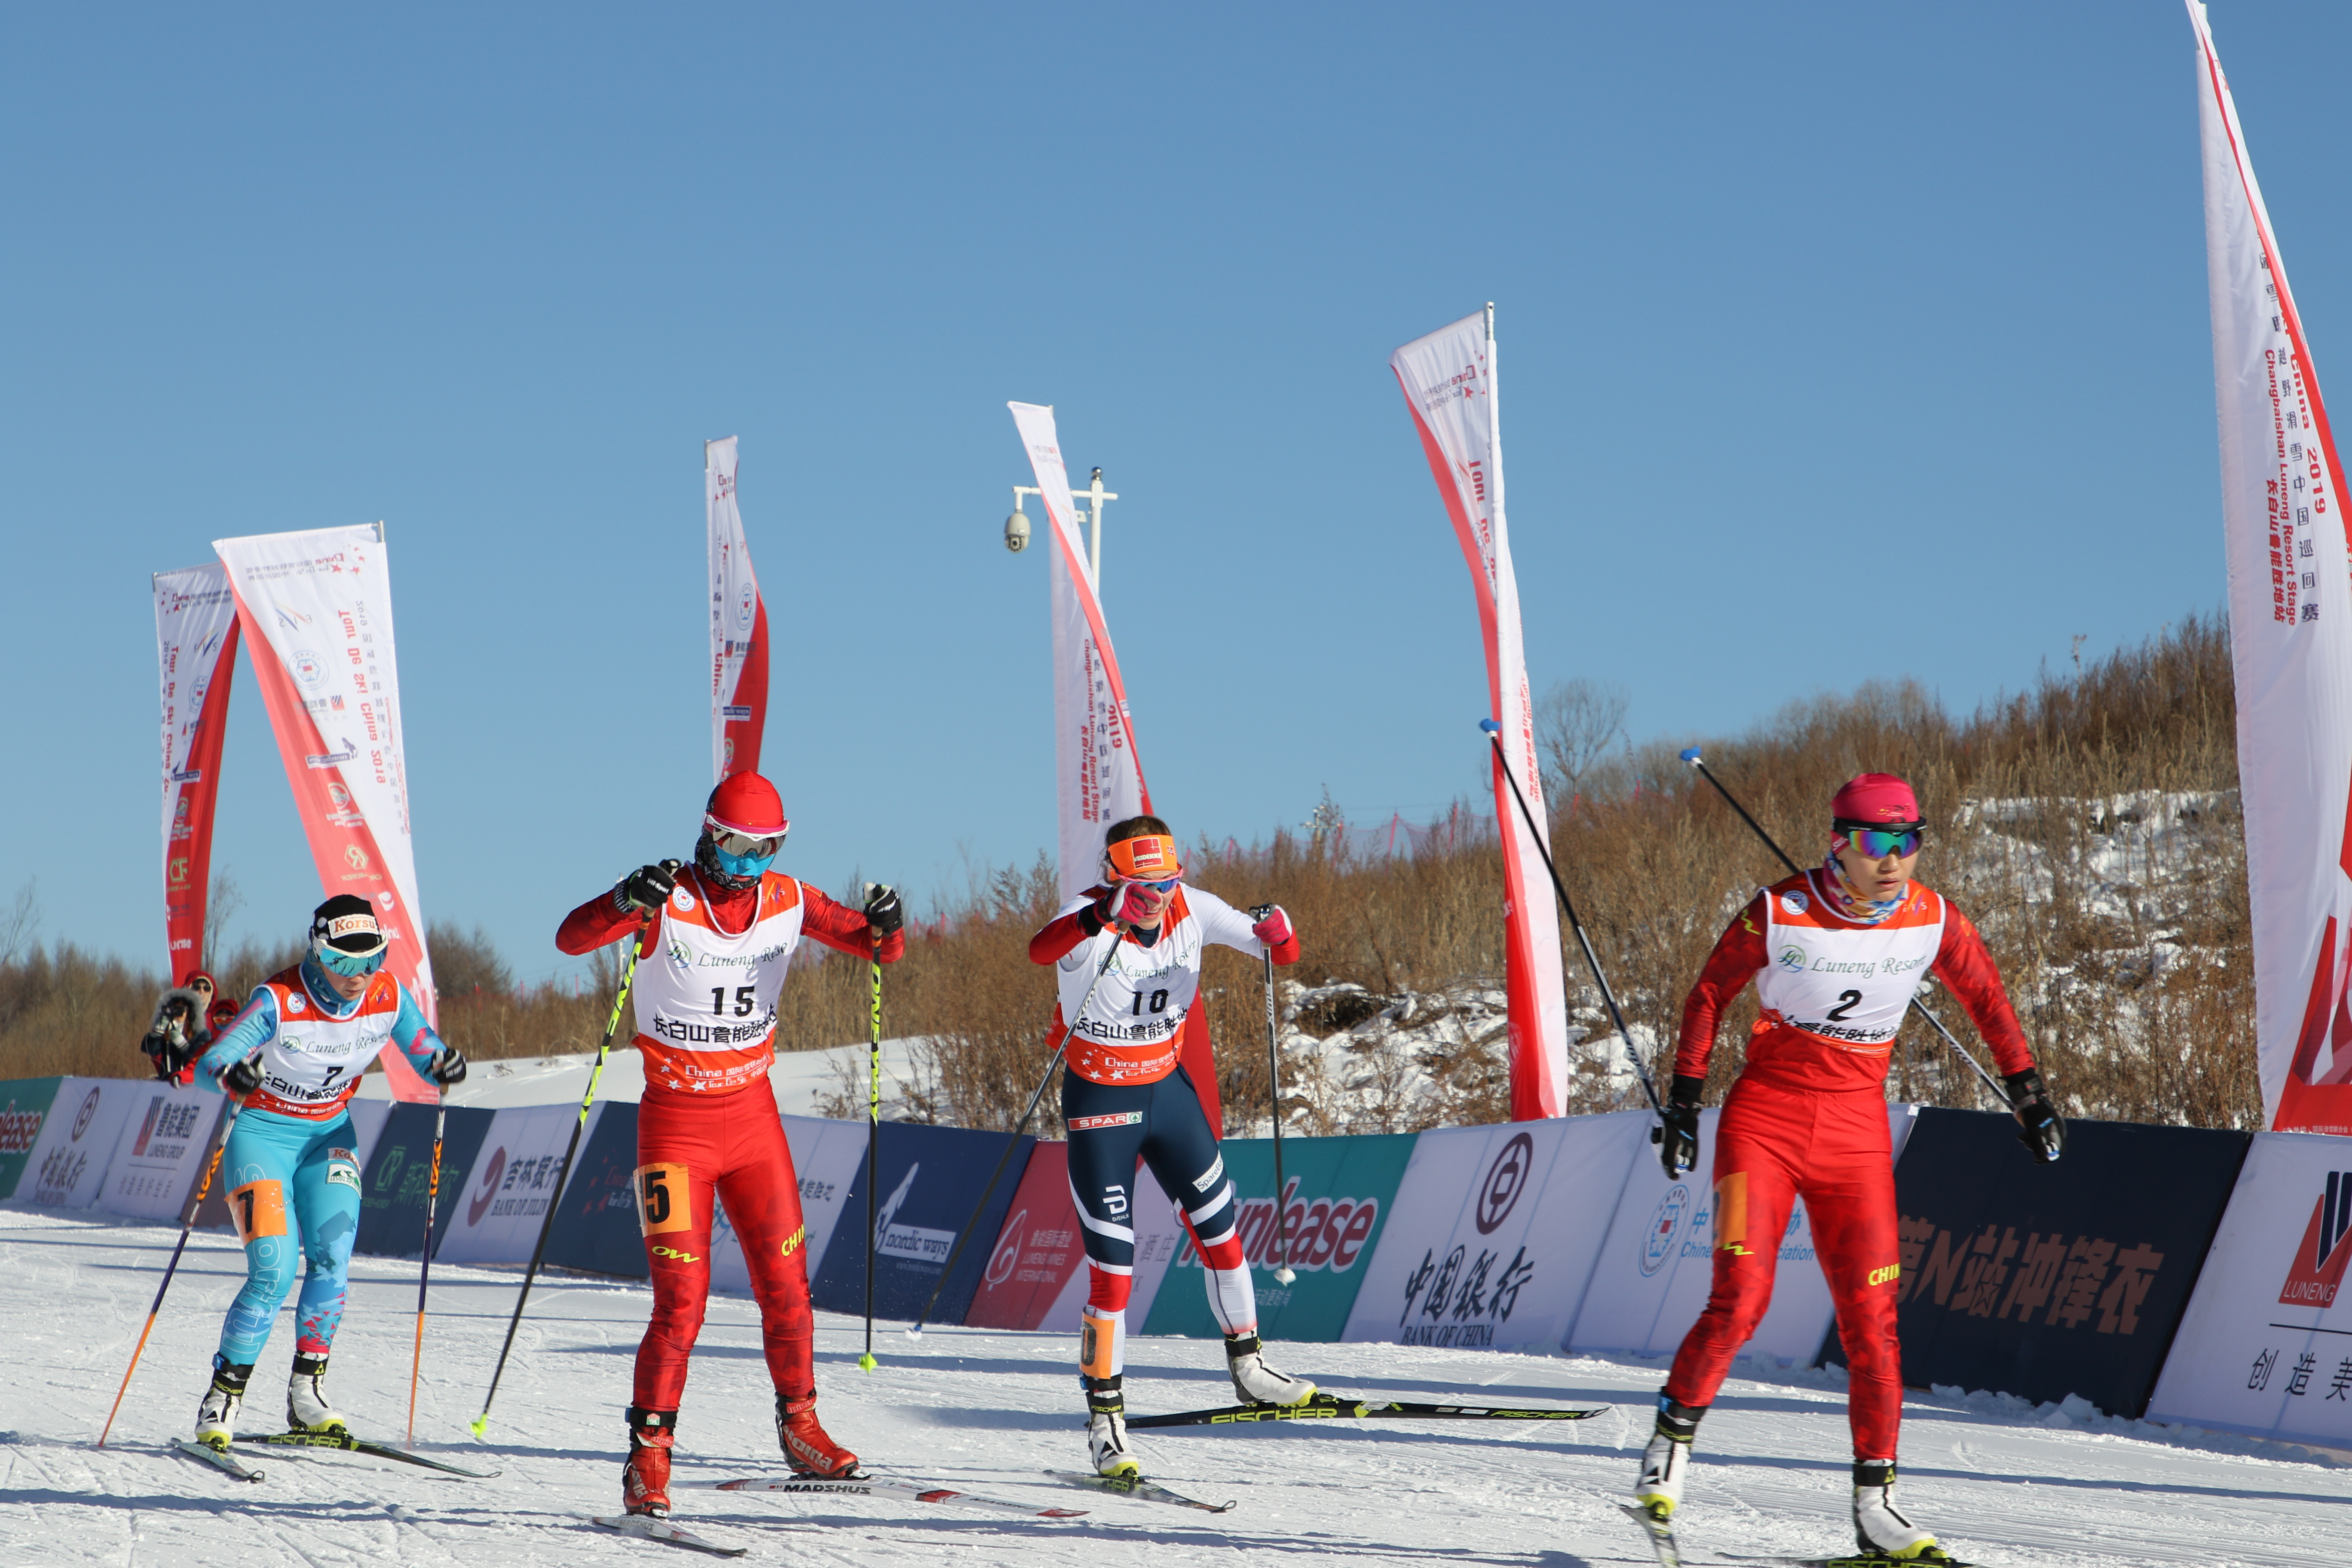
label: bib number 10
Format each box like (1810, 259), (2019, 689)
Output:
(1130, 989), (1169, 1016)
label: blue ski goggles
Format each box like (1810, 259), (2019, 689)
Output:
(312, 939), (388, 977)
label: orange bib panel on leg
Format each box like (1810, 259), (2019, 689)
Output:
(634, 1162), (693, 1237)
(230, 1178), (288, 1244)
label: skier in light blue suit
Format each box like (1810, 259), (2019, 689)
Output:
(188, 894), (467, 1451)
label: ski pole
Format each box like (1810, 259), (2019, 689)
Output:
(1250, 904), (1296, 1286)
(406, 1085), (447, 1448)
(1676, 746), (2008, 1104)
(1479, 720), (1661, 1113)
(471, 922), (646, 1438)
(97, 1101), (237, 1448)
(906, 934), (1124, 1338)
(859, 928), (882, 1373)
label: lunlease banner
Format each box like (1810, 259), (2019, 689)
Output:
(154, 564), (241, 971)
(2191, 2), (2352, 1132)
(707, 436), (769, 781)
(214, 524), (436, 1102)
(1391, 309), (1571, 1119)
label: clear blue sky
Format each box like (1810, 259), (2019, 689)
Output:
(2, 3), (2338, 991)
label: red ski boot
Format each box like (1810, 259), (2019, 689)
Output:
(776, 1392), (861, 1478)
(622, 1406), (677, 1518)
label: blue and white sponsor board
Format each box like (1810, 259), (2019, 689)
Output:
(2144, 1130), (2352, 1444)
(1343, 1111), (1650, 1352)
(1566, 1104), (1917, 1360)
(15, 1079), (144, 1211)
(435, 1103), (585, 1265)
(95, 1084), (226, 1221)
(710, 1115), (867, 1297)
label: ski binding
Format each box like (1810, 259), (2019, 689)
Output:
(1619, 1501), (1684, 1568)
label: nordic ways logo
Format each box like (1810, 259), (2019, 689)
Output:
(1642, 1183), (1694, 1277)
(2279, 1169), (2352, 1308)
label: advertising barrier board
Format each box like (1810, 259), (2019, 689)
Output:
(2145, 1130), (2352, 1446)
(96, 1085), (227, 1221)
(1142, 1133), (1415, 1342)
(0, 1078), (65, 1200)
(710, 1115), (868, 1298)
(435, 1104), (586, 1266)
(1345, 1112), (1648, 1352)
(1568, 1105), (1919, 1361)
(540, 1102), (643, 1279)
(809, 1121), (1034, 1324)
(17, 1080), (142, 1210)
(353, 1103), (493, 1259)
(964, 1141), (1080, 1330)
(1831, 1108), (2247, 1417)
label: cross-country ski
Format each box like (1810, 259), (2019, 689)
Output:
(167, 1436), (263, 1484)
(1044, 1469), (1237, 1514)
(1126, 1393), (1608, 1429)
(589, 1514), (748, 1557)
(251, 1429), (501, 1476)
(713, 1472), (1087, 1518)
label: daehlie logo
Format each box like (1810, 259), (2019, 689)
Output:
(2279, 1169), (2352, 1308)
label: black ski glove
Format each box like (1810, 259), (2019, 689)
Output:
(220, 1048), (265, 1098)
(1653, 1074), (1705, 1179)
(862, 882), (903, 938)
(2004, 1067), (2065, 1164)
(430, 1046), (469, 1088)
(616, 860), (682, 915)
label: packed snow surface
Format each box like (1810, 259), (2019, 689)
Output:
(4, 1213), (2342, 1567)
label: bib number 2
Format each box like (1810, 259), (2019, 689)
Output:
(634, 1162), (692, 1237)
(1824, 989), (1863, 1022)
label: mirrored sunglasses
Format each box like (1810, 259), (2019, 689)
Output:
(1844, 826), (1923, 860)
(1123, 876), (1180, 893)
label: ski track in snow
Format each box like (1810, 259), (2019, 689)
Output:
(3, 1215), (2343, 1567)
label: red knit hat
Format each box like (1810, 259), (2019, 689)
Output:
(706, 772), (788, 837)
(1831, 773), (1920, 825)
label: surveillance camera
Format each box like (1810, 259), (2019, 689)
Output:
(1004, 510), (1031, 552)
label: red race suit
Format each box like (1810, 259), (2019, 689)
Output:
(1663, 866), (2034, 1461)
(557, 867), (905, 1410)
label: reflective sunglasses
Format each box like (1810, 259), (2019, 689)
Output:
(711, 830), (784, 859)
(1843, 826), (1923, 860)
(314, 942), (387, 977)
(1122, 876), (1180, 893)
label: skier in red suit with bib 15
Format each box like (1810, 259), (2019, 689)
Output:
(1630, 774), (2067, 1565)
(556, 772), (906, 1520)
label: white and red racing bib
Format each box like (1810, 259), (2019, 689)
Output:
(631, 868), (808, 1094)
(1753, 871), (1945, 1055)
(242, 966), (406, 1119)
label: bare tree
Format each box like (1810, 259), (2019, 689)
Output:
(206, 870), (243, 966)
(0, 880), (36, 969)
(1535, 678), (1631, 803)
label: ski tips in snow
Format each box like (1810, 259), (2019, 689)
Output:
(169, 1437), (264, 1484)
(590, 1514), (748, 1557)
(713, 1473), (1088, 1519)
(1046, 1470), (1236, 1513)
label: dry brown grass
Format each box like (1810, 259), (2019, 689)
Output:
(0, 613), (2259, 1131)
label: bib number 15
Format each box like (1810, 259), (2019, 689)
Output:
(710, 986), (756, 1017)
